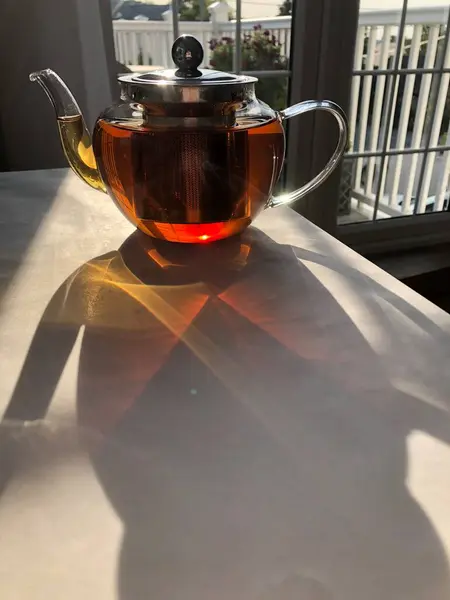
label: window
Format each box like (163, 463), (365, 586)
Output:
(337, 0), (450, 252)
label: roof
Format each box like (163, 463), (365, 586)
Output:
(112, 1), (170, 21)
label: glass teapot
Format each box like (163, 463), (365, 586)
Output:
(30, 35), (348, 244)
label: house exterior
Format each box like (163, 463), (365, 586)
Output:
(112, 1), (170, 21)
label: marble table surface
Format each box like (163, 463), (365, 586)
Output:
(1, 169), (450, 600)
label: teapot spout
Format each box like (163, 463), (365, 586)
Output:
(30, 69), (105, 192)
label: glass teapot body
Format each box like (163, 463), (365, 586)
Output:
(93, 94), (284, 243)
(30, 35), (348, 244)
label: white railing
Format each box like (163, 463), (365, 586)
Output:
(114, 20), (212, 68)
(112, 4), (450, 220)
(113, 15), (292, 68)
(112, 6), (449, 67)
(349, 4), (450, 219)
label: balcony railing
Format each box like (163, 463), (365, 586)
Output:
(112, 4), (450, 223)
(112, 14), (292, 69)
(346, 4), (450, 223)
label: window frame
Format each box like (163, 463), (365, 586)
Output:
(287, 0), (450, 254)
(342, 0), (450, 254)
(285, 0), (359, 235)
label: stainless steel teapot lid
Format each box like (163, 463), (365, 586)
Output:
(118, 35), (257, 105)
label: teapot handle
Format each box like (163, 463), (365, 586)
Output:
(267, 100), (348, 209)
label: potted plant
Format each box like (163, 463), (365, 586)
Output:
(209, 26), (289, 111)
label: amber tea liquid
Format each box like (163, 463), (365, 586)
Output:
(93, 117), (285, 243)
(57, 116), (106, 192)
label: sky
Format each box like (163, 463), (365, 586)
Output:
(234, 0), (450, 20)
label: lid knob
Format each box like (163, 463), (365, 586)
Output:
(172, 35), (203, 78)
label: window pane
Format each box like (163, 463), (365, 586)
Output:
(339, 0), (450, 225)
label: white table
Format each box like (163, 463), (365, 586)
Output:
(1, 169), (450, 600)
